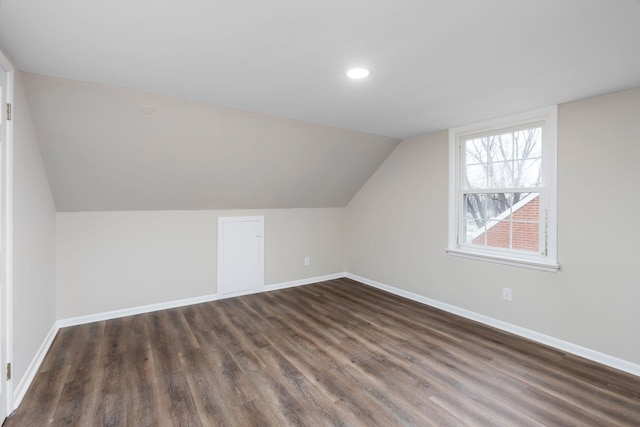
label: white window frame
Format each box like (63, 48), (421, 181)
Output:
(447, 106), (559, 272)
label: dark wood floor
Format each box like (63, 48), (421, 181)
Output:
(5, 278), (640, 426)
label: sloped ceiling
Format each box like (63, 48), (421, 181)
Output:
(2, 1), (640, 211)
(22, 73), (399, 211)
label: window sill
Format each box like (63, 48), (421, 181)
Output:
(445, 248), (560, 272)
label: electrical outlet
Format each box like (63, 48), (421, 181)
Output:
(304, 257), (310, 266)
(502, 287), (512, 301)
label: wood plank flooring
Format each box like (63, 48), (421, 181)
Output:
(5, 278), (640, 426)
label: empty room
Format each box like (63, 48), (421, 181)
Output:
(0, 0), (639, 425)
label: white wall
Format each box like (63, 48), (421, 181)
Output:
(12, 71), (57, 387)
(345, 87), (640, 365)
(57, 208), (344, 319)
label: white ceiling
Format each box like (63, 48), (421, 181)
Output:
(2, 0), (639, 138)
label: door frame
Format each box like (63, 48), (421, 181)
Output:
(217, 216), (264, 297)
(0, 49), (15, 417)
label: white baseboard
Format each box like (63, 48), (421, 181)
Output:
(264, 272), (346, 292)
(345, 273), (640, 378)
(57, 272), (347, 328)
(215, 273), (346, 300)
(57, 293), (220, 328)
(13, 323), (59, 409)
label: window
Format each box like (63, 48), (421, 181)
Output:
(447, 106), (559, 271)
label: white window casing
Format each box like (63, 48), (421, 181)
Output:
(447, 106), (559, 272)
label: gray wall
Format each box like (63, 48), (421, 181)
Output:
(345, 87), (640, 364)
(56, 208), (345, 319)
(12, 71), (57, 387)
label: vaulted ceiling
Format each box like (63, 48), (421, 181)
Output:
(1, 0), (639, 211)
(21, 73), (399, 211)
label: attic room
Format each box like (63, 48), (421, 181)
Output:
(0, 0), (639, 425)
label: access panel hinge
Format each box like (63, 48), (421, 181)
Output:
(6, 363), (10, 381)
(6, 103), (11, 121)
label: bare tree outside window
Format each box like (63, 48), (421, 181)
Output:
(463, 127), (542, 250)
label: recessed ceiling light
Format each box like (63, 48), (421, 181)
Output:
(140, 105), (154, 115)
(346, 67), (370, 79)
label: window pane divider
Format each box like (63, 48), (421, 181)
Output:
(463, 187), (543, 194)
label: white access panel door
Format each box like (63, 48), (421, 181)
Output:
(218, 216), (264, 296)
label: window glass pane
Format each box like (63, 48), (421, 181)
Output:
(511, 193), (539, 222)
(488, 161), (513, 188)
(466, 126), (542, 191)
(485, 221), (511, 249)
(466, 220), (484, 245)
(512, 221), (539, 252)
(464, 194), (487, 244)
(464, 192), (485, 221)
(511, 193), (540, 252)
(488, 133), (513, 164)
(517, 158), (542, 187)
(464, 193), (510, 245)
(465, 164), (487, 189)
(513, 127), (542, 161)
(486, 193), (514, 220)
(463, 192), (540, 250)
(465, 138), (489, 164)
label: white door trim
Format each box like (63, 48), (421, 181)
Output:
(217, 216), (264, 297)
(0, 49), (15, 417)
